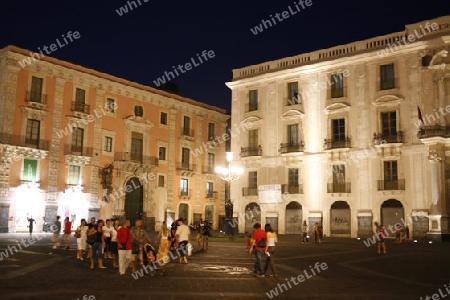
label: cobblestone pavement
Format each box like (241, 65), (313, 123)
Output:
(0, 232), (449, 300)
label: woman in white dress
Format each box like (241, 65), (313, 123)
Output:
(76, 219), (89, 260)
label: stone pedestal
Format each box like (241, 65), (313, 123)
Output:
(45, 205), (58, 227)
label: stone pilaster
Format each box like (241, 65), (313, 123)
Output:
(437, 76), (446, 126)
(195, 116), (203, 214)
(167, 108), (177, 211)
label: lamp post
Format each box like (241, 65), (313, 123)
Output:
(215, 152), (243, 233)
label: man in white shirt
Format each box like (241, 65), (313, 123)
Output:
(175, 218), (191, 264)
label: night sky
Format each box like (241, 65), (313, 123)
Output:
(1, 0), (450, 113)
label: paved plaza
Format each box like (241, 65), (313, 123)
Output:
(0, 232), (449, 300)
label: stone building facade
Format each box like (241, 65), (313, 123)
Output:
(226, 15), (450, 241)
(0, 46), (228, 233)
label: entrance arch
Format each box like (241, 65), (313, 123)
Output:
(245, 202), (261, 233)
(330, 201), (351, 235)
(381, 199), (404, 231)
(285, 201), (302, 234)
(124, 177), (143, 226)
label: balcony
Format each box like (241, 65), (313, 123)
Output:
(71, 102), (90, 114)
(179, 189), (193, 198)
(64, 144), (93, 157)
(327, 182), (351, 193)
(417, 125), (450, 139)
(242, 187), (258, 196)
(373, 132), (404, 144)
(323, 137), (351, 150)
(377, 179), (405, 191)
(202, 165), (215, 174)
(26, 91), (47, 109)
(240, 146), (262, 158)
(245, 103), (259, 112)
(377, 78), (398, 91)
(281, 184), (303, 194)
(177, 162), (196, 171)
(114, 152), (158, 166)
(206, 191), (218, 199)
(0, 133), (49, 151)
(279, 141), (305, 154)
(181, 128), (194, 137)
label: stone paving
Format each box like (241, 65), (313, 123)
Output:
(0, 232), (449, 300)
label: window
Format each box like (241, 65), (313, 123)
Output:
(104, 136), (113, 152)
(206, 182), (214, 197)
(68, 165), (81, 185)
(384, 161), (398, 181)
(131, 132), (143, 162)
(332, 165), (345, 184)
(249, 90), (258, 111)
(158, 175), (165, 188)
(183, 116), (191, 135)
(160, 112), (168, 125)
(287, 124), (298, 146)
(331, 73), (344, 98)
(159, 147), (166, 160)
(74, 88), (86, 113)
(181, 147), (190, 168)
(248, 129), (258, 147)
(134, 105), (143, 117)
(30, 76), (43, 102)
(332, 119), (345, 141)
(380, 63), (395, 90)
(248, 171), (258, 188)
(71, 128), (84, 152)
(23, 159), (37, 181)
(288, 168), (299, 186)
(25, 119), (40, 147)
(287, 82), (299, 105)
(208, 123), (215, 140)
(207, 153), (215, 170)
(180, 178), (189, 196)
(106, 98), (115, 113)
(381, 111), (397, 136)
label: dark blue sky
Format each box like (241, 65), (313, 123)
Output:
(1, 0), (450, 113)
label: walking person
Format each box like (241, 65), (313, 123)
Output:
(313, 222), (319, 243)
(75, 219), (88, 260)
(375, 222), (387, 254)
(86, 217), (96, 259)
(175, 218), (190, 264)
(130, 219), (151, 272)
(52, 216), (61, 249)
(155, 221), (170, 264)
(27, 216), (36, 238)
(249, 222), (266, 278)
(202, 221), (211, 250)
(301, 220), (309, 244)
(102, 219), (113, 258)
(117, 219), (131, 275)
(395, 223), (402, 244)
(61, 217), (72, 250)
(87, 219), (106, 269)
(264, 223), (278, 277)
(110, 218), (119, 269)
(316, 222), (323, 244)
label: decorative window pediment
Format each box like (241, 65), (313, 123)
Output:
(242, 116), (262, 126)
(372, 95), (403, 107)
(281, 109), (305, 120)
(324, 102), (351, 115)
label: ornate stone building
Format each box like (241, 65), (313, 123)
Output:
(0, 46), (228, 233)
(226, 15), (450, 241)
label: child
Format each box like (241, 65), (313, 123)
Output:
(245, 232), (252, 251)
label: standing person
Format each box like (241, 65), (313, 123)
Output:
(52, 216), (61, 249)
(175, 218), (190, 264)
(87, 219), (106, 269)
(86, 217), (96, 259)
(313, 222), (319, 243)
(102, 219), (113, 259)
(264, 223), (278, 277)
(117, 219), (131, 276)
(27, 216), (36, 237)
(130, 219), (151, 272)
(170, 221), (178, 250)
(202, 221), (211, 250)
(375, 222), (387, 254)
(196, 226), (203, 250)
(395, 223), (402, 244)
(155, 221), (170, 264)
(317, 222), (323, 244)
(61, 217), (72, 250)
(249, 222), (266, 278)
(110, 218), (119, 269)
(75, 219), (89, 260)
(301, 220), (309, 244)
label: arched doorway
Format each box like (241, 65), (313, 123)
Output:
(330, 201), (351, 235)
(245, 202), (261, 233)
(285, 201), (302, 234)
(381, 199), (404, 233)
(179, 203), (189, 222)
(124, 177), (143, 226)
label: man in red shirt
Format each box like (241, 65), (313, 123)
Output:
(249, 223), (266, 278)
(117, 219), (131, 275)
(61, 217), (72, 250)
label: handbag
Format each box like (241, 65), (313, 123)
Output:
(74, 232), (81, 238)
(257, 238), (266, 248)
(86, 232), (95, 244)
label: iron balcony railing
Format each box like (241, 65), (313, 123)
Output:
(327, 182), (351, 193)
(64, 144), (93, 156)
(71, 102), (90, 114)
(26, 91), (47, 104)
(417, 125), (450, 139)
(206, 191), (218, 199)
(323, 137), (351, 150)
(202, 165), (215, 174)
(114, 152), (159, 165)
(180, 189), (193, 197)
(176, 162), (196, 171)
(0, 133), (49, 150)
(279, 141), (305, 154)
(377, 179), (405, 191)
(281, 184), (303, 194)
(373, 132), (404, 144)
(240, 146), (262, 157)
(181, 128), (194, 137)
(242, 187), (258, 196)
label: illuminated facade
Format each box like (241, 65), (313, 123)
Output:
(0, 46), (228, 233)
(226, 15), (450, 240)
